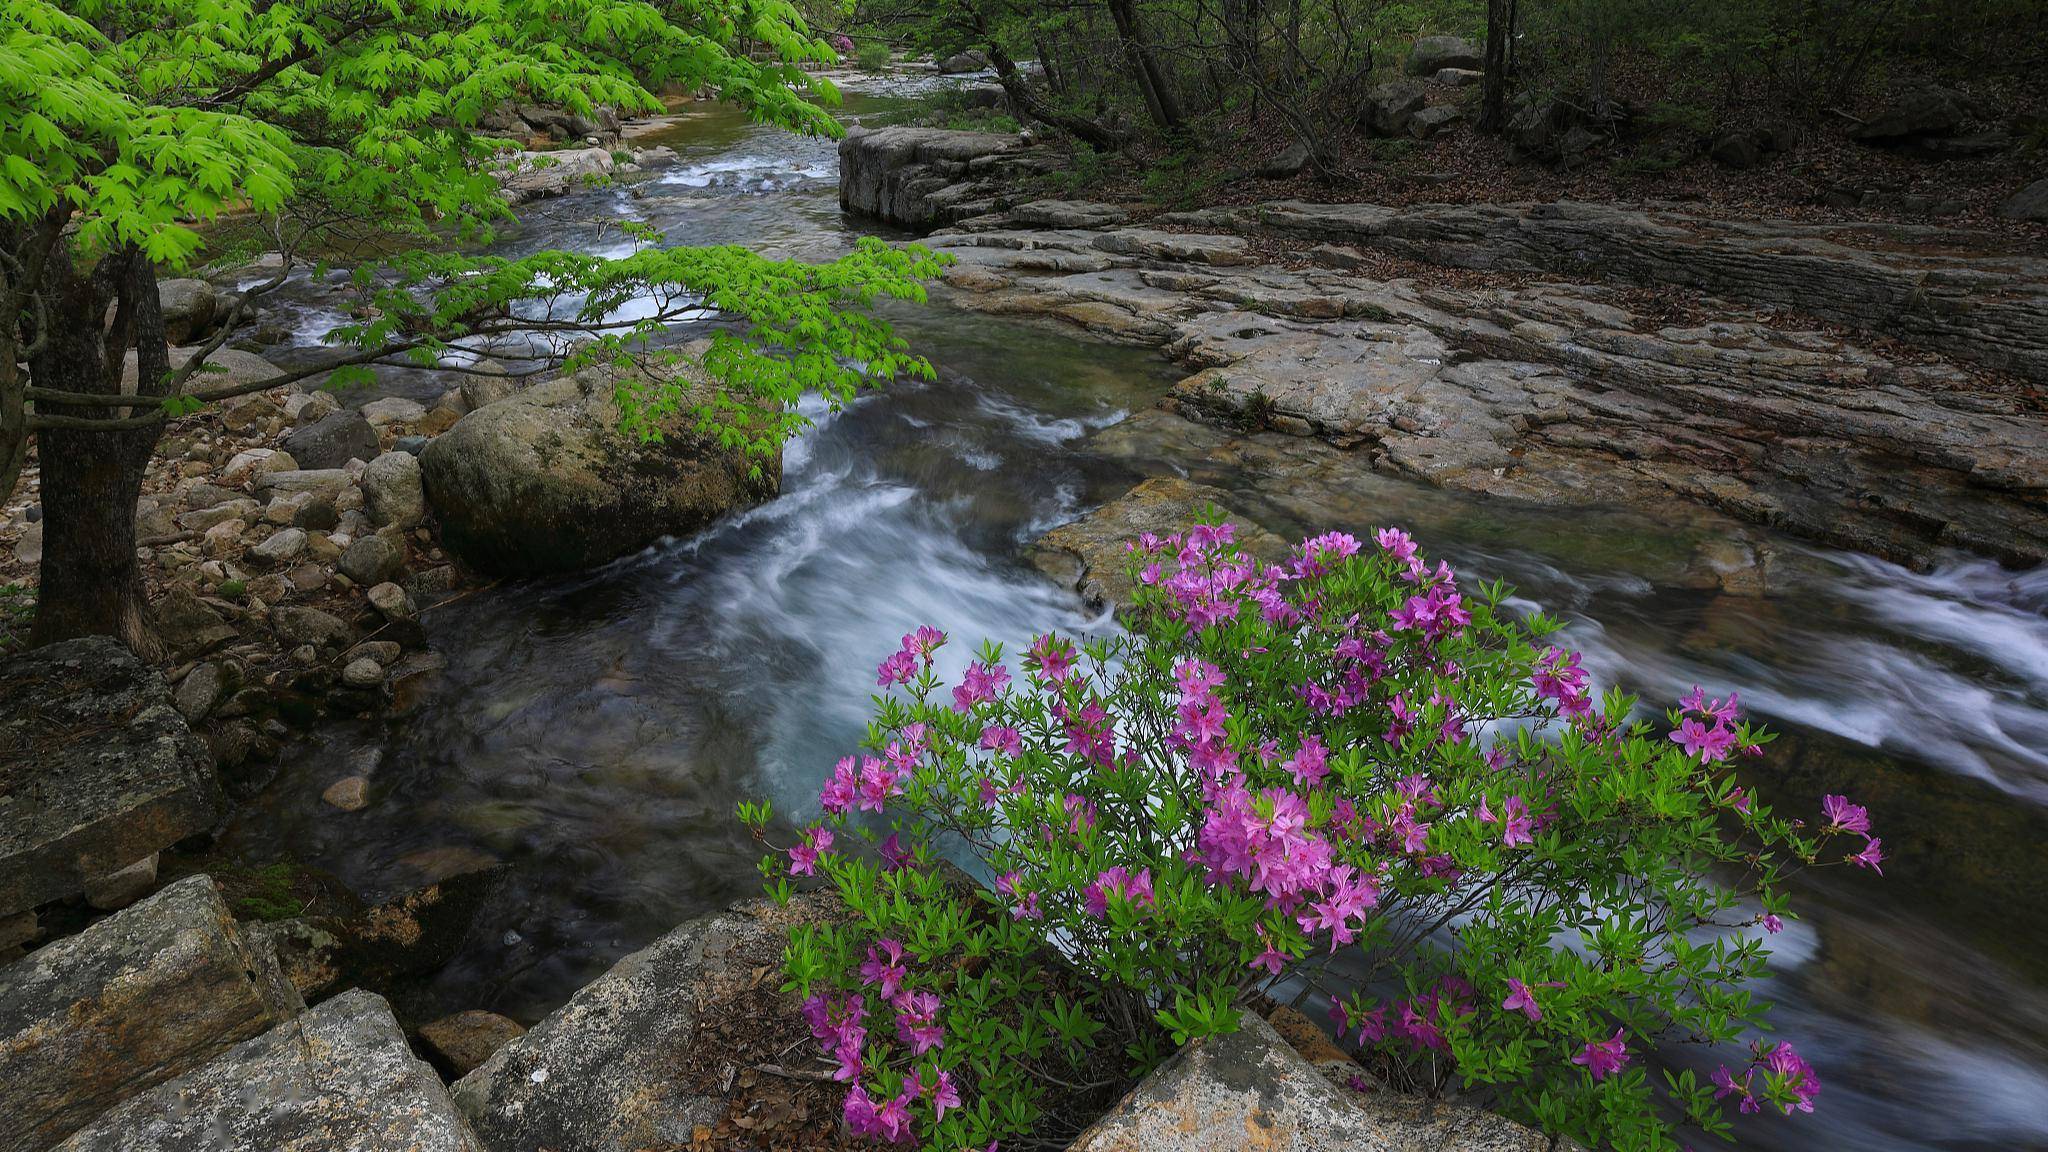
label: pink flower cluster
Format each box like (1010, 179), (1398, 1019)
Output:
(807, 938), (964, 1143)
(1822, 793), (1884, 874)
(1714, 1041), (1821, 1115)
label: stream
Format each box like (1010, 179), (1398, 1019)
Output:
(219, 75), (2048, 1151)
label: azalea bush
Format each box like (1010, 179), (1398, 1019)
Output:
(743, 522), (1884, 1151)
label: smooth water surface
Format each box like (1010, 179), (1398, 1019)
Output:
(222, 74), (2048, 1152)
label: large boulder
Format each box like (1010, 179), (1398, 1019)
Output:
(452, 893), (836, 1152)
(2000, 178), (2048, 222)
(53, 989), (482, 1152)
(0, 875), (302, 1152)
(1069, 1011), (1550, 1152)
(936, 49), (989, 73)
(156, 279), (218, 345)
(838, 126), (1037, 229)
(1850, 86), (1967, 143)
(1406, 34), (1482, 76)
(1365, 80), (1428, 136)
(120, 346), (276, 394)
(283, 408), (379, 470)
(420, 353), (778, 576)
(0, 638), (221, 917)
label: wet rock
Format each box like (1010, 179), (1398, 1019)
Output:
(1365, 80), (1427, 136)
(0, 876), (301, 1152)
(83, 852), (158, 911)
(421, 351), (777, 576)
(347, 640), (404, 665)
(156, 278), (218, 344)
(272, 605), (352, 650)
(52, 989), (480, 1152)
(1406, 34), (1481, 76)
(1030, 477), (1289, 608)
(341, 658), (386, 689)
(418, 1011), (527, 1079)
(1070, 1011), (1547, 1152)
(172, 660), (228, 722)
(0, 639), (222, 917)
(837, 126), (1037, 229)
(363, 449), (427, 530)
(242, 918), (347, 1000)
(322, 774), (371, 810)
(452, 893), (835, 1152)
(2001, 178), (2048, 222)
(361, 396), (428, 427)
(283, 409), (379, 469)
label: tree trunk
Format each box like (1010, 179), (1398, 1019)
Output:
(985, 42), (1126, 151)
(1105, 0), (1185, 132)
(29, 248), (167, 658)
(1479, 0), (1511, 132)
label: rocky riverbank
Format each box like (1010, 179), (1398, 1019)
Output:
(839, 127), (2048, 570)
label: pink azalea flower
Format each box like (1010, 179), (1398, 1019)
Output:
(1851, 837), (1884, 874)
(1571, 1028), (1630, 1080)
(1501, 978), (1543, 1022)
(1820, 794), (1870, 836)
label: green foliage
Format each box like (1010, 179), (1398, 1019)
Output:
(0, 582), (34, 652)
(856, 41), (893, 71)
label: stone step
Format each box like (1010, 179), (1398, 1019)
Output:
(53, 989), (480, 1152)
(1, 875), (302, 1152)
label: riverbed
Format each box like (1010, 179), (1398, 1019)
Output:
(219, 75), (2048, 1151)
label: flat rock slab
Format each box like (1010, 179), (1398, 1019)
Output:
(1, 875), (302, 1152)
(1069, 1011), (1549, 1152)
(54, 989), (481, 1152)
(0, 637), (222, 915)
(452, 893), (837, 1152)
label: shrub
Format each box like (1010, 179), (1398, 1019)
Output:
(857, 42), (893, 72)
(746, 521), (1882, 1151)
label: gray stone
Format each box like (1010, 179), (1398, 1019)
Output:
(248, 526), (307, 564)
(271, 605), (352, 649)
(52, 989), (480, 1152)
(341, 658), (385, 689)
(367, 581), (414, 620)
(120, 346), (276, 395)
(82, 852), (158, 911)
(460, 375), (520, 411)
(220, 448), (297, 487)
(1434, 67), (1483, 87)
(294, 492), (341, 531)
(361, 396), (428, 426)
(152, 586), (239, 658)
(419, 1011), (526, 1079)
(1850, 86), (1966, 142)
(220, 395), (281, 434)
(495, 146), (615, 203)
(283, 409), (379, 469)
(157, 279), (219, 345)
(253, 466), (355, 499)
(340, 533), (407, 585)
(172, 661), (227, 722)
(1408, 105), (1463, 139)
(283, 389), (341, 424)
(1406, 34), (1481, 76)
(176, 498), (258, 532)
(1365, 80), (1428, 136)
(1256, 140), (1314, 178)
(936, 49), (988, 73)
(362, 450), (427, 530)
(0, 876), (301, 1152)
(837, 126), (1040, 229)
(2000, 177), (2048, 222)
(0, 640), (222, 917)
(322, 774), (371, 809)
(453, 894), (833, 1152)
(1069, 1011), (1548, 1152)
(1711, 132), (1761, 168)
(421, 349), (777, 576)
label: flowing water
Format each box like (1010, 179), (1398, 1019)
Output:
(221, 76), (2048, 1151)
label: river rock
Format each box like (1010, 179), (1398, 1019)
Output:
(220, 394), (282, 434)
(156, 278), (218, 344)
(0, 875), (301, 1152)
(0, 639), (222, 917)
(1406, 34), (1481, 75)
(367, 581), (414, 620)
(248, 526), (307, 565)
(362, 449), (427, 530)
(420, 352), (778, 576)
(341, 658), (386, 689)
(272, 604), (352, 649)
(153, 586), (239, 658)
(937, 49), (988, 73)
(837, 126), (1043, 229)
(120, 346), (277, 395)
(419, 1011), (527, 1078)
(452, 892), (835, 1152)
(361, 396), (428, 426)
(284, 389), (341, 424)
(176, 498), (258, 531)
(220, 448), (297, 487)
(254, 467), (354, 501)
(322, 774), (371, 809)
(460, 375), (520, 411)
(172, 660), (228, 722)
(1031, 477), (1290, 609)
(1070, 1011), (1550, 1152)
(51, 989), (481, 1152)
(497, 146), (616, 203)
(340, 533), (407, 585)
(283, 409), (379, 469)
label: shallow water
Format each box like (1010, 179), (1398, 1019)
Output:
(221, 75), (2048, 1151)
